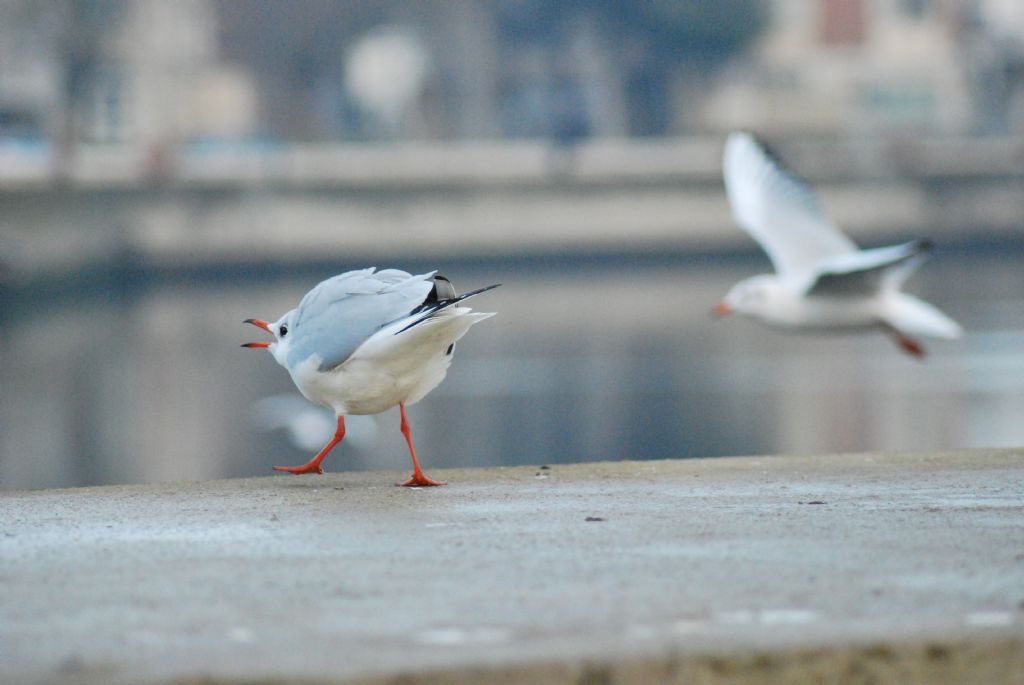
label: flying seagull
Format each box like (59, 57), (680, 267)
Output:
(715, 132), (961, 357)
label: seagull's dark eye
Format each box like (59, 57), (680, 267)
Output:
(279, 324), (288, 338)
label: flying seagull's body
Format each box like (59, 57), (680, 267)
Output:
(716, 132), (961, 357)
(244, 268), (497, 485)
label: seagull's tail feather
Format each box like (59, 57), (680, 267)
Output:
(883, 292), (962, 340)
(398, 284), (500, 334)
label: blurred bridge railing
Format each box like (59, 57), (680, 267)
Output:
(1, 136), (1022, 284)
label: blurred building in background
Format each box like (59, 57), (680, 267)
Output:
(704, 0), (1024, 135)
(0, 1), (256, 160)
(2, 0), (1023, 150)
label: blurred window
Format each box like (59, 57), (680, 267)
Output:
(0, 109), (40, 138)
(82, 67), (127, 142)
(820, 0), (866, 45)
(901, 0), (928, 18)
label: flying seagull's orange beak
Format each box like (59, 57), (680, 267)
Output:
(242, 318), (273, 348)
(713, 301), (733, 317)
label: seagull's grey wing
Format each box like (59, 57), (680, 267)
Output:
(805, 240), (930, 297)
(723, 132), (856, 282)
(287, 268), (435, 370)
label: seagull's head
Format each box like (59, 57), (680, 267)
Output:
(715, 275), (783, 318)
(242, 310), (296, 368)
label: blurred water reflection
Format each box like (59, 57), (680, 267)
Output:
(3, 247), (1023, 490)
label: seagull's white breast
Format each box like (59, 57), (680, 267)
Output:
(287, 307), (493, 415)
(752, 287), (884, 330)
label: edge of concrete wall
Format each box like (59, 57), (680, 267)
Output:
(153, 637), (1023, 685)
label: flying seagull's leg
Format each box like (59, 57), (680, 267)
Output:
(273, 415), (346, 475)
(397, 403), (446, 487)
(881, 323), (926, 359)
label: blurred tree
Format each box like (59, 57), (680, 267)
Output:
(216, 0), (766, 140)
(217, 0), (400, 140)
(500, 0), (763, 58)
(62, 1), (126, 143)
(498, 0), (766, 135)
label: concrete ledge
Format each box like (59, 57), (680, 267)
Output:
(340, 639), (1024, 685)
(3, 450), (1023, 684)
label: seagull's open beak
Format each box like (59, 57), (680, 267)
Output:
(713, 301), (733, 317)
(242, 318), (273, 349)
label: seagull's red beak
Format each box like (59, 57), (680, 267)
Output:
(713, 301), (733, 317)
(242, 318), (273, 348)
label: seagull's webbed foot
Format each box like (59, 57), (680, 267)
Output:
(395, 403), (446, 487)
(272, 416), (345, 476)
(397, 474), (447, 487)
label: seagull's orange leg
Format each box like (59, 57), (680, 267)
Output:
(273, 416), (345, 475)
(894, 334), (926, 358)
(397, 403), (446, 487)
(881, 323), (926, 359)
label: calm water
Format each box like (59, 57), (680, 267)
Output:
(3, 247), (1023, 490)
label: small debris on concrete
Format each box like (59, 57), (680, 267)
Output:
(585, 516), (605, 522)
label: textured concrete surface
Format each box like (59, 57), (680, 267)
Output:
(2, 449), (1024, 684)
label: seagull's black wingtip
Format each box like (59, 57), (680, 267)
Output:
(396, 282), (502, 335)
(451, 283), (501, 301)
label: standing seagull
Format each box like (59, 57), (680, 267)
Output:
(716, 131), (962, 357)
(243, 268), (498, 486)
